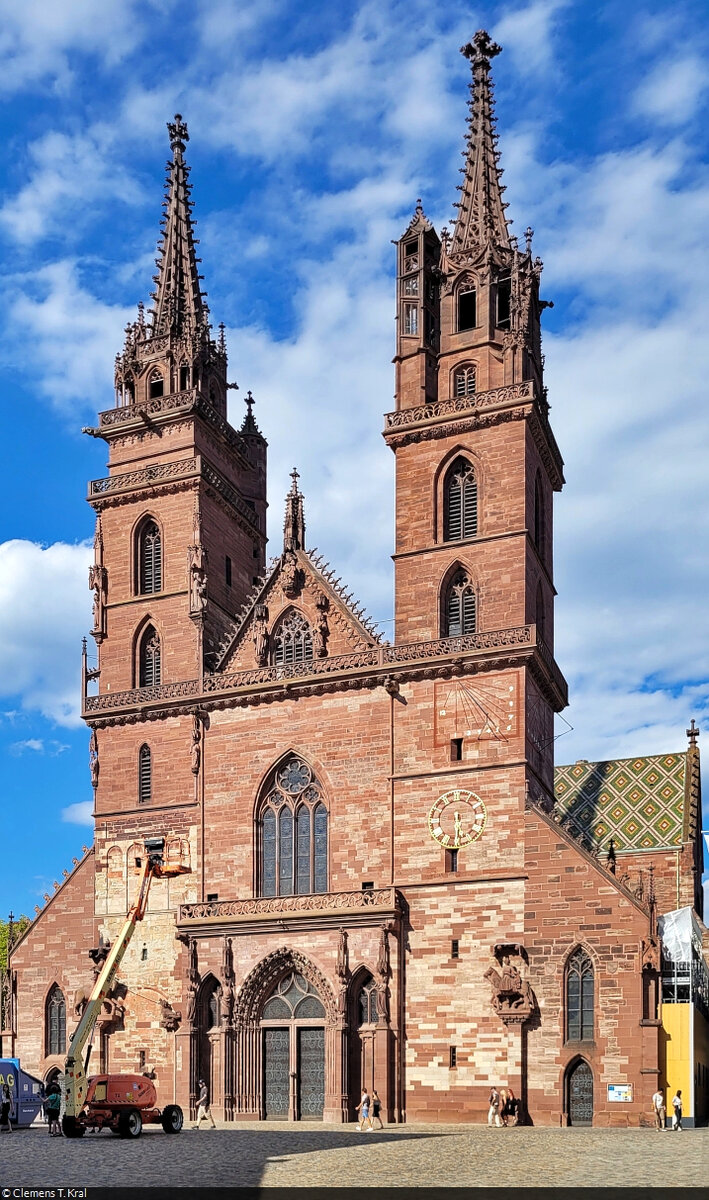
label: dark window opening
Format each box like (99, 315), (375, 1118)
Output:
(139, 1050), (146, 1069)
(446, 848), (459, 873)
(225, 555), (232, 587)
(138, 743), (152, 804)
(139, 520), (162, 595)
(206, 893), (218, 903)
(457, 288), (477, 332)
(451, 939), (460, 959)
(405, 240), (417, 257)
(444, 457), (478, 541)
(451, 737), (463, 762)
(361, 881), (374, 891)
(496, 275), (511, 329)
(449, 1046), (457, 1068)
(444, 569), (476, 638)
(179, 365), (190, 391)
(566, 948), (594, 1043)
(140, 945), (148, 961)
(149, 373), (164, 399)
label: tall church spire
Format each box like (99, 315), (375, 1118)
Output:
(151, 114), (208, 337)
(451, 31), (511, 255)
(283, 469), (305, 553)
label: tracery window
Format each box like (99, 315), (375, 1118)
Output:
(139, 625), (161, 687)
(138, 519), (162, 594)
(273, 610), (313, 667)
(46, 984), (66, 1056)
(443, 569), (476, 638)
(261, 971), (326, 1020)
(356, 972), (378, 1025)
(444, 457), (478, 541)
(403, 302), (418, 336)
(259, 757), (328, 897)
(566, 948), (594, 1043)
(148, 370), (164, 399)
(453, 364), (477, 398)
(138, 744), (152, 804)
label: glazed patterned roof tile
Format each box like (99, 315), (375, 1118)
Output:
(553, 752), (686, 852)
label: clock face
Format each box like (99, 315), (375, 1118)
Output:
(428, 789), (487, 849)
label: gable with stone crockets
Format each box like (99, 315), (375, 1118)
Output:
(553, 752), (687, 852)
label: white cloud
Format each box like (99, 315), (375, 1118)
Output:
(9, 738), (45, 754)
(1, 126), (144, 245)
(493, 0), (569, 74)
(0, 539), (92, 725)
(0, 0), (152, 93)
(61, 800), (93, 825)
(4, 261), (132, 414)
(633, 54), (709, 127)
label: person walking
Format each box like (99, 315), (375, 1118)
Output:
(487, 1085), (502, 1128)
(355, 1088), (372, 1131)
(45, 1082), (62, 1136)
(0, 1084), (12, 1133)
(504, 1088), (520, 1126)
(671, 1089), (682, 1131)
(193, 1078), (216, 1130)
(652, 1088), (666, 1131)
(371, 1089), (384, 1129)
(499, 1088), (509, 1126)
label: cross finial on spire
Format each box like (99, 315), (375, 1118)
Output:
(461, 29), (502, 65)
(240, 389), (260, 434)
(289, 467), (300, 492)
(687, 718), (700, 748)
(283, 469), (305, 552)
(168, 113), (189, 154)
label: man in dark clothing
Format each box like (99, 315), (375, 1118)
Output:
(193, 1078), (216, 1129)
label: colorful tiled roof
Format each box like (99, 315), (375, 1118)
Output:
(553, 752), (686, 852)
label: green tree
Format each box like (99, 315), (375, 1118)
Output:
(0, 916), (30, 970)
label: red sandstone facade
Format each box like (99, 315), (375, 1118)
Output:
(8, 33), (704, 1127)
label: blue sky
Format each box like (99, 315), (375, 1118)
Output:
(1, 0), (708, 919)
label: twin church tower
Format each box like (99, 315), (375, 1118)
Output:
(11, 34), (680, 1129)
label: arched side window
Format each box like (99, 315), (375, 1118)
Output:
(258, 757), (328, 897)
(453, 364), (476, 398)
(138, 744), (152, 804)
(534, 472), (545, 554)
(566, 948), (594, 1043)
(444, 457), (477, 541)
(457, 284), (477, 332)
(138, 519), (162, 595)
(273, 610), (314, 666)
(138, 624), (161, 687)
(46, 984), (66, 1056)
(356, 972), (378, 1025)
(148, 369), (164, 399)
(443, 569), (476, 638)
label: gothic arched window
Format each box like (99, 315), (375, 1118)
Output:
(453, 364), (477, 398)
(444, 457), (478, 541)
(273, 610), (314, 666)
(148, 369), (164, 399)
(356, 972), (378, 1025)
(258, 757), (328, 897)
(138, 744), (152, 804)
(443, 569), (476, 638)
(566, 948), (594, 1043)
(46, 984), (66, 1056)
(138, 625), (161, 687)
(138, 519), (162, 594)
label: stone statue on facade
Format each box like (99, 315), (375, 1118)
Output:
(89, 728), (99, 790)
(313, 593), (330, 658)
(253, 604), (269, 666)
(485, 946), (535, 1021)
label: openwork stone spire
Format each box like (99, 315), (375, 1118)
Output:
(283, 468), (305, 553)
(152, 114), (208, 337)
(452, 31), (511, 255)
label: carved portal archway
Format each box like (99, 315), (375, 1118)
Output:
(233, 948), (346, 1123)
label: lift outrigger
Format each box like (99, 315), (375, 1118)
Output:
(62, 837), (190, 1138)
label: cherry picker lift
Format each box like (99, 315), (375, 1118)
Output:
(62, 836), (189, 1138)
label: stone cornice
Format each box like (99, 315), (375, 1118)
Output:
(83, 623), (567, 726)
(177, 886), (400, 936)
(383, 380), (534, 433)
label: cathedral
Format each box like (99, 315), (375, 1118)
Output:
(6, 32), (706, 1127)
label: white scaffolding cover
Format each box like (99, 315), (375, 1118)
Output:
(658, 906), (703, 962)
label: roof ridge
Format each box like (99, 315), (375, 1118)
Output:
(305, 549), (385, 643)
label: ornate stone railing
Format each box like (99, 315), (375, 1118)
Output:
(383, 380), (535, 430)
(201, 462), (260, 531)
(384, 626), (532, 662)
(99, 390), (197, 427)
(179, 887), (398, 923)
(84, 678), (201, 712)
(89, 456), (199, 497)
(204, 647), (383, 691)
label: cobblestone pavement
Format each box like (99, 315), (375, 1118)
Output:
(0, 1122), (704, 1189)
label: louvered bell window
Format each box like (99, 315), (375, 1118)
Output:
(273, 610), (313, 666)
(454, 365), (476, 398)
(445, 570), (476, 637)
(139, 521), (162, 594)
(138, 744), (152, 804)
(139, 626), (161, 687)
(444, 457), (478, 540)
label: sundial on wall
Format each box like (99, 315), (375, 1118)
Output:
(434, 674), (519, 747)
